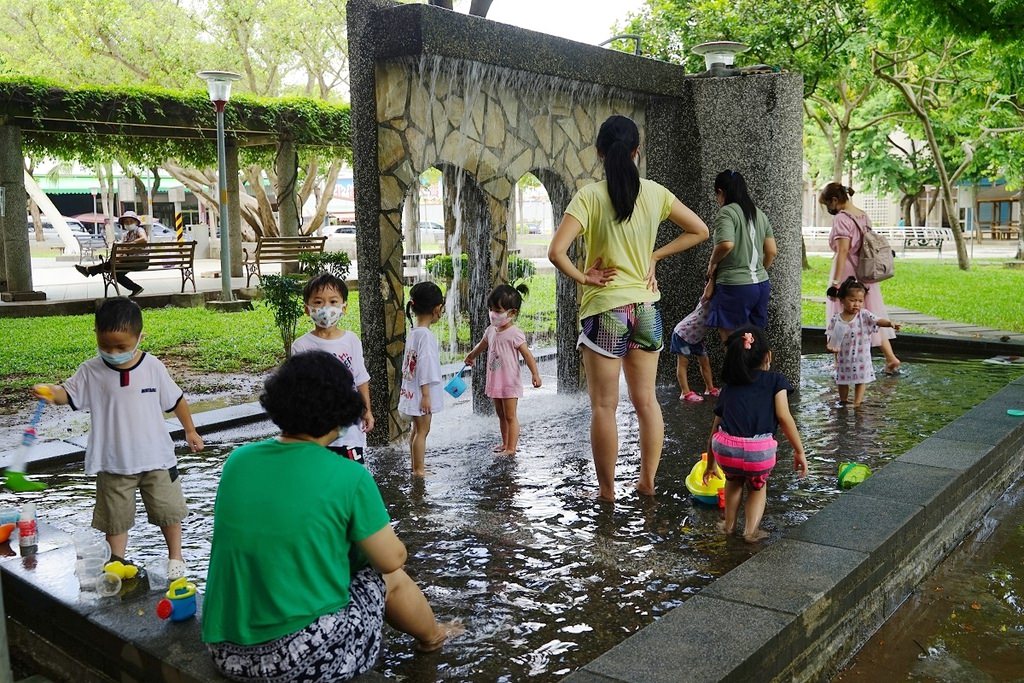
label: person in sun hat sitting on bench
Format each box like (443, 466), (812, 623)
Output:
(75, 210), (148, 297)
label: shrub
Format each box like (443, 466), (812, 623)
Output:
(425, 253), (535, 287)
(259, 274), (306, 356)
(299, 251), (351, 280)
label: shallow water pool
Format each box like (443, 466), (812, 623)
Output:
(4, 353), (1022, 681)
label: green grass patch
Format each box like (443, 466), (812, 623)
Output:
(801, 257), (1024, 333)
(0, 305), (291, 402)
(3, 260), (1019, 404)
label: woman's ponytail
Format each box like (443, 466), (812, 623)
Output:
(596, 116), (641, 223)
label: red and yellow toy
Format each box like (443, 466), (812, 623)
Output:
(156, 577), (198, 622)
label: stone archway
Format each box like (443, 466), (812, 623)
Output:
(349, 0), (804, 444)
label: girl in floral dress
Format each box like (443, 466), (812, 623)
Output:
(826, 277), (901, 407)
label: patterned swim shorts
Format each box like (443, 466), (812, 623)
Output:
(578, 302), (663, 358)
(208, 567), (386, 682)
(711, 429), (777, 490)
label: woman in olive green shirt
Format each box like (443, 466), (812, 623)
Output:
(705, 170), (777, 342)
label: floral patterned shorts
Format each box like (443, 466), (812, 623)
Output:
(209, 567), (386, 682)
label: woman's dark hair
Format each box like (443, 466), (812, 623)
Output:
(487, 283), (528, 311)
(406, 281), (445, 323)
(95, 297), (143, 335)
(714, 170), (757, 226)
(260, 351), (363, 438)
(596, 115), (641, 223)
(303, 272), (348, 303)
(721, 326), (771, 386)
(818, 182), (854, 205)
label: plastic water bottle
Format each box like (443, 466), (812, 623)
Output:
(17, 503), (37, 555)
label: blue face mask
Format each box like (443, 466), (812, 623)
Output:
(98, 342), (139, 366)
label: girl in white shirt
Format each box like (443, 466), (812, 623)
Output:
(398, 282), (445, 476)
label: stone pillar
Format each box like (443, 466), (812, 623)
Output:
(0, 125), (43, 301)
(276, 136), (300, 279)
(466, 185), (501, 413)
(657, 73), (805, 384)
(349, 0), (404, 445)
(226, 138), (244, 278)
(533, 169), (580, 393)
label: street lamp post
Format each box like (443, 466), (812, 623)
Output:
(197, 70), (241, 302)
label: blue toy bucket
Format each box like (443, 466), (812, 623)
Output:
(444, 366), (470, 398)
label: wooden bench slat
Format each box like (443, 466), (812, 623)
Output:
(243, 235), (327, 286)
(103, 241), (197, 297)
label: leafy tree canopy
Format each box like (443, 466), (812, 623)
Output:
(623, 0), (870, 97)
(869, 0), (1024, 41)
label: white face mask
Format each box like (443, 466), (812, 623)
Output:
(489, 311), (512, 328)
(98, 340), (140, 366)
(310, 306), (344, 329)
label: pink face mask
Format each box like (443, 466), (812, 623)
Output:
(489, 311), (511, 327)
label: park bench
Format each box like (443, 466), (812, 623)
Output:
(884, 227), (954, 257)
(50, 234), (108, 263)
(102, 241), (197, 297)
(74, 234), (108, 263)
(801, 226), (954, 257)
(985, 225), (1019, 241)
(243, 235), (327, 287)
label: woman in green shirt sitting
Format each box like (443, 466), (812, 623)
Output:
(203, 351), (459, 681)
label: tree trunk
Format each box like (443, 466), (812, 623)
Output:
(132, 175), (149, 216)
(246, 166), (278, 237)
(832, 127), (849, 183)
(99, 162), (117, 245)
(442, 166), (459, 256)
(900, 195), (913, 226)
(29, 199), (43, 242)
(1018, 192), (1024, 260)
(303, 160), (343, 235)
(875, 46), (971, 269)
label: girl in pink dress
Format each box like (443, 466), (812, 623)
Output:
(826, 277), (902, 407)
(465, 285), (542, 455)
(819, 183), (901, 374)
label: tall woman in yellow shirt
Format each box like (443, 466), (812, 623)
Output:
(549, 115), (709, 502)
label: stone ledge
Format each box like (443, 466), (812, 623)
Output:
(1, 524), (385, 682)
(567, 596), (794, 683)
(567, 376), (1024, 682)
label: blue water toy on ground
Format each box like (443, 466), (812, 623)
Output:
(156, 577), (197, 622)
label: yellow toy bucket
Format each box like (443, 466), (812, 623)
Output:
(686, 453), (724, 507)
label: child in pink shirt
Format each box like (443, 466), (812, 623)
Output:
(465, 284), (542, 455)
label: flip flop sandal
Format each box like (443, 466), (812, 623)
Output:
(1007, 409), (1024, 417)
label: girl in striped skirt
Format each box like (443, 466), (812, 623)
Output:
(703, 326), (808, 542)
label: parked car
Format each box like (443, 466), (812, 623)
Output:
(418, 221), (443, 235)
(147, 221), (176, 242)
(26, 218), (89, 240)
(113, 220), (176, 242)
(327, 223), (357, 235)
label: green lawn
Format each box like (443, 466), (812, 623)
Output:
(802, 256), (1024, 333)
(2, 259), (1020, 405)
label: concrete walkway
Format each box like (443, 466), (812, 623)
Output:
(2, 247), (557, 313)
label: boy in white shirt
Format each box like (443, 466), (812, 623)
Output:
(290, 273), (375, 462)
(34, 297), (203, 579)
